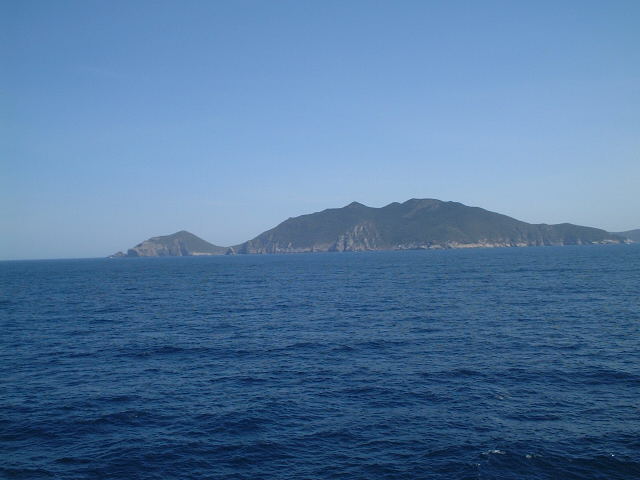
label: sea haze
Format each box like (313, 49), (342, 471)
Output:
(1, 245), (639, 479)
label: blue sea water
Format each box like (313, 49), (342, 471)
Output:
(1, 245), (639, 480)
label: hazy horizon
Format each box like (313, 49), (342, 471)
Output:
(3, 1), (639, 260)
(2, 196), (637, 261)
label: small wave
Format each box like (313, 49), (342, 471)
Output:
(80, 409), (160, 429)
(355, 339), (409, 350)
(582, 368), (640, 385)
(300, 428), (362, 443)
(0, 425), (54, 442)
(482, 449), (506, 455)
(92, 306), (123, 314)
(505, 413), (562, 421)
(340, 385), (396, 396)
(237, 376), (269, 384)
(0, 467), (55, 479)
(119, 345), (211, 358)
(54, 457), (92, 465)
(330, 344), (355, 352)
(286, 341), (322, 350)
(100, 394), (138, 403)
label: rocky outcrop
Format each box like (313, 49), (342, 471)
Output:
(329, 222), (383, 252)
(115, 231), (227, 257)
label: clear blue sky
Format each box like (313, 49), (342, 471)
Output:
(2, 0), (639, 259)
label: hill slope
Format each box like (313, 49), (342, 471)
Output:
(235, 199), (624, 253)
(112, 231), (228, 257)
(611, 229), (640, 242)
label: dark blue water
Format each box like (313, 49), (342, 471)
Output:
(1, 246), (639, 480)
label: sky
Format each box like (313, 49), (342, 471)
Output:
(2, 0), (639, 260)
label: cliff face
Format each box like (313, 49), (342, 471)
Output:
(235, 199), (625, 253)
(119, 231), (228, 257)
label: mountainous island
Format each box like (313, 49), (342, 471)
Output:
(110, 199), (629, 257)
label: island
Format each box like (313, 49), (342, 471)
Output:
(110, 198), (630, 257)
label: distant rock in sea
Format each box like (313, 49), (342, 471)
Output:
(110, 231), (228, 257)
(110, 199), (627, 257)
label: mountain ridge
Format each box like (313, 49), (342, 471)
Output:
(110, 198), (629, 257)
(233, 198), (625, 254)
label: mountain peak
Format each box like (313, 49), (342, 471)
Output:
(402, 198), (442, 206)
(345, 201), (366, 208)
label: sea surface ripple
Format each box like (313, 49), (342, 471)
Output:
(1, 245), (639, 479)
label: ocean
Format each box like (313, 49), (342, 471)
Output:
(1, 245), (639, 479)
